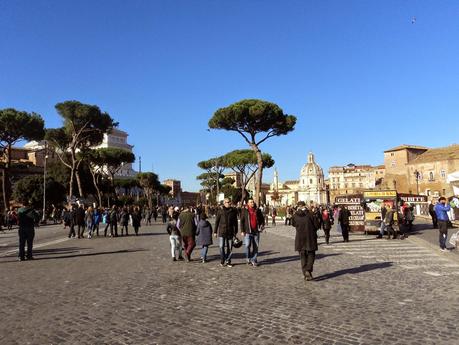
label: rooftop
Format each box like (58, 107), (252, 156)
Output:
(408, 144), (459, 164)
(384, 144), (428, 153)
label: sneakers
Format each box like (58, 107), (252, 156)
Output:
(440, 248), (448, 252)
(178, 256), (184, 261)
(251, 261), (258, 267)
(172, 257), (177, 261)
(225, 262), (233, 267)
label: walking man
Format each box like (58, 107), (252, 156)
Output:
(435, 197), (451, 251)
(17, 200), (39, 261)
(338, 205), (351, 242)
(240, 199), (265, 267)
(292, 201), (320, 281)
(178, 206), (197, 262)
(214, 198), (238, 267)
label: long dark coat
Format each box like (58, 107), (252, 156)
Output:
(196, 219), (213, 246)
(292, 209), (320, 252)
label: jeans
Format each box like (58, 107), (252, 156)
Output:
(219, 237), (233, 264)
(380, 221), (386, 236)
(200, 245), (209, 260)
(169, 235), (182, 258)
(439, 220), (448, 249)
(244, 232), (260, 263)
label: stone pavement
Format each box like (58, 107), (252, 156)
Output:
(1, 222), (459, 345)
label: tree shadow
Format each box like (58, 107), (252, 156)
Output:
(260, 253), (341, 266)
(314, 262), (393, 281)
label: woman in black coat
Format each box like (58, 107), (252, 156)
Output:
(196, 213), (213, 263)
(292, 201), (321, 281)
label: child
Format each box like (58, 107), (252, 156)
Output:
(196, 213), (213, 263)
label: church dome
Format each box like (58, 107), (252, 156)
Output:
(299, 152), (324, 189)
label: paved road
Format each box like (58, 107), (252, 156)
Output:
(1, 220), (459, 345)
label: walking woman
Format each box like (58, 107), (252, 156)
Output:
(196, 213), (213, 263)
(85, 206), (94, 239)
(120, 207), (130, 236)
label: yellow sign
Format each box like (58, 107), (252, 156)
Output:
(363, 191), (397, 198)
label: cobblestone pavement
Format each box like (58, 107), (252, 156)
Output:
(1, 222), (459, 345)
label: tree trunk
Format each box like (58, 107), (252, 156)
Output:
(2, 168), (7, 215)
(252, 144), (263, 206)
(75, 170), (84, 198)
(2, 144), (12, 213)
(68, 165), (75, 206)
(90, 170), (102, 207)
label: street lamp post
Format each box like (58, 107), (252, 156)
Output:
(414, 170), (420, 195)
(42, 141), (48, 223)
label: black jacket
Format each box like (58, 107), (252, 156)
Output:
(292, 208), (320, 252)
(214, 207), (238, 238)
(240, 207), (265, 234)
(338, 208), (351, 225)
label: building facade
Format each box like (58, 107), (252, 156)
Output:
(382, 144), (459, 197)
(328, 164), (384, 201)
(265, 152), (327, 206)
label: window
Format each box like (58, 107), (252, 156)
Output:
(426, 189), (431, 196)
(391, 153), (394, 156)
(309, 179), (313, 184)
(441, 170), (446, 179)
(429, 172), (434, 181)
(391, 161), (396, 167)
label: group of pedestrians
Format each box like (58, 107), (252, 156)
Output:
(63, 204), (143, 239)
(167, 198), (265, 267)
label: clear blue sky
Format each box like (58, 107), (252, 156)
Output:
(1, 0), (458, 191)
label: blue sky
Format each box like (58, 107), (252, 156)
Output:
(1, 0), (458, 191)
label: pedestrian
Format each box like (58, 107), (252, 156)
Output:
(167, 219), (183, 261)
(196, 213), (213, 263)
(76, 204), (86, 239)
(178, 206), (197, 262)
(152, 207), (158, 222)
(292, 201), (321, 281)
(93, 207), (101, 236)
(109, 205), (118, 237)
(271, 207), (277, 226)
(429, 200), (438, 229)
(435, 197), (451, 251)
(132, 206), (142, 235)
(68, 205), (77, 238)
(384, 206), (397, 239)
(321, 208), (333, 245)
(17, 200), (39, 261)
(213, 198), (238, 267)
(338, 205), (351, 242)
(102, 208), (110, 237)
(85, 206), (94, 238)
(120, 207), (130, 236)
(377, 204), (387, 239)
(161, 206), (168, 223)
(240, 199), (265, 267)
(63, 207), (71, 230)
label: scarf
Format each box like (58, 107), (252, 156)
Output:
(248, 207), (257, 231)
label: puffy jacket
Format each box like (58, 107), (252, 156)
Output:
(435, 203), (451, 222)
(214, 207), (238, 238)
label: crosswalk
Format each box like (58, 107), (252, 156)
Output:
(266, 226), (459, 277)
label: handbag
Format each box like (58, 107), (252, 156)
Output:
(233, 236), (243, 248)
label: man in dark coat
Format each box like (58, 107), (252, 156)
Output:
(178, 206), (197, 262)
(240, 199), (265, 267)
(213, 198), (238, 267)
(338, 206), (351, 242)
(292, 201), (320, 281)
(17, 200), (39, 261)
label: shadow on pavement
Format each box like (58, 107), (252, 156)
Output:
(314, 262), (393, 281)
(0, 248), (147, 263)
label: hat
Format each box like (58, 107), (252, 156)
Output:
(174, 206), (179, 211)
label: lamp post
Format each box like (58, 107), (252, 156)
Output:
(42, 141), (48, 223)
(414, 170), (420, 195)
